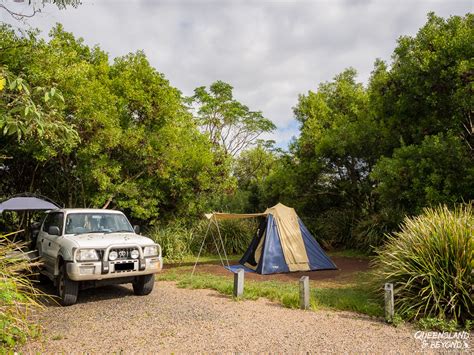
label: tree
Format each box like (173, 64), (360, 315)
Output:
(232, 141), (280, 212)
(189, 80), (276, 157)
(0, 24), (230, 222)
(285, 13), (473, 249)
(292, 68), (384, 246)
(0, 68), (79, 156)
(370, 12), (474, 152)
(372, 133), (474, 215)
(0, 0), (80, 20)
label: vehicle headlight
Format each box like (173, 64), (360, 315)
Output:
(143, 245), (158, 257)
(76, 249), (99, 261)
(109, 251), (118, 261)
(130, 249), (140, 259)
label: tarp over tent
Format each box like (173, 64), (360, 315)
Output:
(204, 203), (336, 274)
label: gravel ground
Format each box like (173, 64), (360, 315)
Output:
(20, 281), (468, 353)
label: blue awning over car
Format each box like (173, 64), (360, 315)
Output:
(0, 195), (60, 213)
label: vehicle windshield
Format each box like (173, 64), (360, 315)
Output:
(65, 213), (134, 235)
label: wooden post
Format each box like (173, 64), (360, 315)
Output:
(233, 269), (244, 297)
(384, 283), (394, 322)
(299, 276), (310, 310)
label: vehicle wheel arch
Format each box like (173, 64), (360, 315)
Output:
(55, 254), (65, 276)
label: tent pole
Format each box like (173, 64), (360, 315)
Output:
(192, 220), (211, 276)
(214, 218), (230, 268)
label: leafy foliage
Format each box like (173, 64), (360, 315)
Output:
(0, 24), (229, 222)
(190, 81), (276, 156)
(0, 234), (45, 350)
(372, 133), (474, 214)
(257, 13), (474, 250)
(149, 218), (258, 261)
(370, 12), (474, 150)
(0, 67), (79, 159)
(373, 204), (473, 325)
(1, 12), (472, 254)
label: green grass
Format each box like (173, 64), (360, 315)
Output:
(164, 254), (241, 265)
(157, 269), (383, 317)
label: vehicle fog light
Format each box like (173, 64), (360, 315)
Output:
(130, 249), (139, 259)
(109, 251), (118, 261)
(80, 266), (95, 275)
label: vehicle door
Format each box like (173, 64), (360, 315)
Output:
(38, 212), (64, 273)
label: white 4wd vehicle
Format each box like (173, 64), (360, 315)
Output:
(36, 208), (162, 306)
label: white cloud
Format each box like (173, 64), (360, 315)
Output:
(1, 0), (470, 148)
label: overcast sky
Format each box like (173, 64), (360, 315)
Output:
(2, 0), (471, 148)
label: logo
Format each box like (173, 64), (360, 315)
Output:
(118, 250), (127, 258)
(414, 331), (470, 350)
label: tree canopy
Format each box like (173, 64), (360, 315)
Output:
(0, 24), (229, 221)
(189, 80), (275, 157)
(1, 12), (472, 251)
(239, 13), (473, 249)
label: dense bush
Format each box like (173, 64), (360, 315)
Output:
(148, 223), (196, 261)
(373, 204), (473, 325)
(148, 218), (258, 261)
(0, 234), (44, 350)
(371, 134), (474, 215)
(352, 208), (405, 251)
(207, 219), (258, 255)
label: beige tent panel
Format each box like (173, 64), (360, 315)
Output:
(265, 203), (310, 272)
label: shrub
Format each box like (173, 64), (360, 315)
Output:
(148, 222), (196, 262)
(205, 219), (257, 255)
(148, 218), (258, 261)
(417, 317), (460, 332)
(373, 204), (473, 326)
(314, 208), (356, 249)
(353, 208), (405, 251)
(0, 234), (44, 350)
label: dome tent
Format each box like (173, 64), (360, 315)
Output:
(200, 203), (336, 275)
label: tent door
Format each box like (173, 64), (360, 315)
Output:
(240, 217), (267, 270)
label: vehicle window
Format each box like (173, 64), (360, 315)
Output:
(42, 213), (54, 232)
(65, 213), (133, 235)
(42, 212), (64, 234)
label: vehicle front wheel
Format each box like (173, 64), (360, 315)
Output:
(133, 274), (155, 295)
(57, 264), (79, 306)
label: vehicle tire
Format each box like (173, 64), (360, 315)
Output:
(133, 274), (155, 295)
(57, 264), (79, 306)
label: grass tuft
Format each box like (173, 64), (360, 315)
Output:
(0, 234), (46, 351)
(372, 203), (473, 326)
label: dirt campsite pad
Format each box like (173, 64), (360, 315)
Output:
(167, 255), (370, 284)
(21, 281), (427, 353)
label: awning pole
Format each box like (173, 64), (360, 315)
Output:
(214, 217), (230, 269)
(211, 218), (226, 269)
(191, 220), (211, 276)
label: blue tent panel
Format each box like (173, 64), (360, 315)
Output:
(225, 265), (256, 273)
(299, 218), (337, 270)
(258, 214), (289, 274)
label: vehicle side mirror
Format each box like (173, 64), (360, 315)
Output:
(133, 225), (140, 234)
(48, 226), (61, 236)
